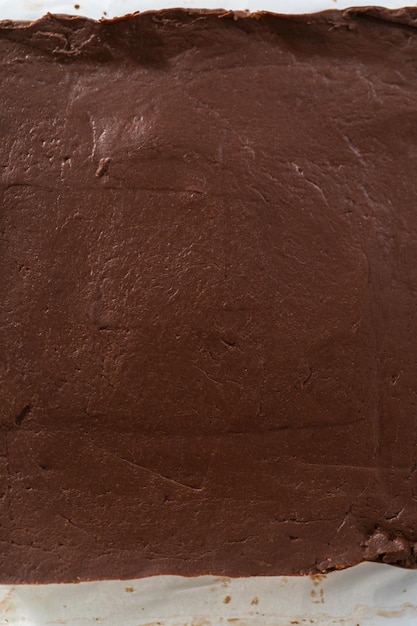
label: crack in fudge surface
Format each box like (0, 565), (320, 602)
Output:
(1, 7), (417, 582)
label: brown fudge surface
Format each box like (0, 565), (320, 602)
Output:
(1, 7), (417, 583)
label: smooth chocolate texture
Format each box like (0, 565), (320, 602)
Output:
(1, 8), (417, 583)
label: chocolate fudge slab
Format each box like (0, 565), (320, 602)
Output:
(1, 8), (417, 582)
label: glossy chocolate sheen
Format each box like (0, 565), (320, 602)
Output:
(1, 7), (417, 583)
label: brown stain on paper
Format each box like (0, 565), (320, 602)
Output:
(213, 576), (231, 589)
(0, 589), (13, 612)
(310, 588), (325, 604)
(377, 603), (417, 618)
(310, 573), (326, 587)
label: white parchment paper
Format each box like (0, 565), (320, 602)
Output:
(0, 0), (417, 623)
(0, 0), (411, 22)
(0, 563), (417, 625)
